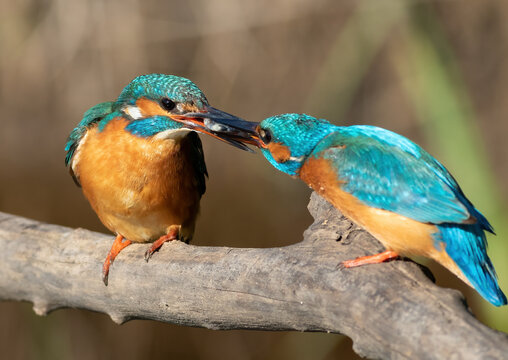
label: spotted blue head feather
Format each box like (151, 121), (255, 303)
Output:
(258, 113), (337, 176)
(117, 74), (208, 108)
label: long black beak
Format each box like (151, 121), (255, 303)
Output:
(175, 106), (261, 151)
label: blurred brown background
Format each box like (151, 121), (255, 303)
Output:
(1, 0), (507, 359)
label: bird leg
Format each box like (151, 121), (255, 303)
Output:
(102, 235), (132, 286)
(144, 225), (180, 262)
(339, 250), (399, 269)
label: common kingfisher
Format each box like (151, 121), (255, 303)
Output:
(65, 74), (252, 285)
(215, 113), (507, 306)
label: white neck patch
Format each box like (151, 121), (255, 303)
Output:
(124, 105), (143, 120)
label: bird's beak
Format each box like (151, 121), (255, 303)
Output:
(172, 106), (261, 151)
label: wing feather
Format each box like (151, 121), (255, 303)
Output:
(65, 102), (115, 186)
(311, 125), (491, 229)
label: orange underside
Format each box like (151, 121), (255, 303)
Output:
(74, 117), (200, 243)
(299, 157), (469, 285)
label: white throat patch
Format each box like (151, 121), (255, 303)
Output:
(153, 128), (193, 140)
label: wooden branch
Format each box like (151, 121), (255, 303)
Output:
(0, 193), (507, 359)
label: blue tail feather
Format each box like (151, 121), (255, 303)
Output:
(435, 224), (506, 306)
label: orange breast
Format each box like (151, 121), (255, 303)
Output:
(73, 118), (201, 243)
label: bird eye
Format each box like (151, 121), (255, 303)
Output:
(160, 98), (176, 111)
(259, 128), (272, 144)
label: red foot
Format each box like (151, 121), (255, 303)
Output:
(144, 227), (179, 262)
(339, 250), (399, 269)
(102, 235), (132, 286)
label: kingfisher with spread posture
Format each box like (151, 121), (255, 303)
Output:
(65, 74), (253, 285)
(215, 113), (506, 306)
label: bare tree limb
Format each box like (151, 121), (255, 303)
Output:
(0, 193), (506, 359)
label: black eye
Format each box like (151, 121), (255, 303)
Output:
(160, 98), (176, 111)
(259, 128), (272, 144)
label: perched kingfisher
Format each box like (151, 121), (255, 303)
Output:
(65, 74), (253, 285)
(214, 113), (507, 306)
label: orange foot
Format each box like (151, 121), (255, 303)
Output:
(102, 235), (132, 286)
(144, 226), (180, 262)
(339, 250), (399, 269)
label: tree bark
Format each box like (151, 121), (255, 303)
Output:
(0, 193), (506, 359)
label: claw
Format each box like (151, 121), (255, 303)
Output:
(102, 235), (132, 286)
(144, 227), (180, 262)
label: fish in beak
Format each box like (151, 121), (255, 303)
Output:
(175, 106), (261, 151)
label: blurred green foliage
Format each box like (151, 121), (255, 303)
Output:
(399, 5), (508, 331)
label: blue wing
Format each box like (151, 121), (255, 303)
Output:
(65, 101), (115, 166)
(311, 125), (492, 231)
(65, 102), (115, 185)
